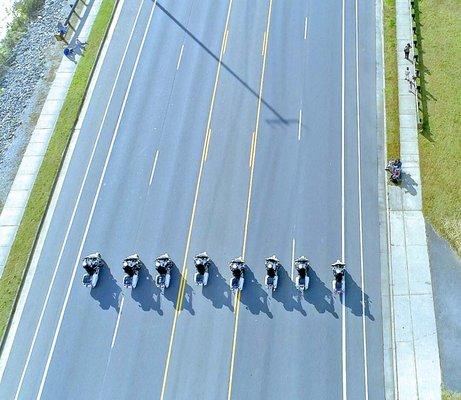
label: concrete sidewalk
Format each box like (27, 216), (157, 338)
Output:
(0, 0), (103, 277)
(387, 0), (441, 399)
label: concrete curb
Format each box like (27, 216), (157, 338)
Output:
(0, 0), (103, 277)
(387, 0), (441, 398)
(0, 0), (123, 375)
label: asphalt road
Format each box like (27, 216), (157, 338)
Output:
(0, 0), (385, 399)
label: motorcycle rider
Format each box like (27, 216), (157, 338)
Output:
(82, 253), (101, 275)
(155, 253), (171, 275)
(123, 254), (140, 277)
(331, 259), (346, 283)
(229, 257), (244, 277)
(265, 255), (279, 278)
(194, 252), (210, 275)
(295, 256), (310, 275)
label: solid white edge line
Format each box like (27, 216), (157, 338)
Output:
(149, 150), (159, 186)
(304, 16), (308, 40)
(355, 1), (369, 399)
(176, 44), (184, 70)
(35, 3), (158, 399)
(110, 296), (125, 349)
(3, 0), (130, 394)
(261, 31), (267, 56)
(341, 1), (347, 400)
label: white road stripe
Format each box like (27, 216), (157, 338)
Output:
(11, 0), (143, 397)
(223, 29), (229, 54)
(298, 109), (302, 141)
(341, 1), (347, 399)
(149, 150), (159, 186)
(355, 1), (369, 398)
(111, 296), (125, 349)
(291, 238), (295, 280)
(304, 17), (308, 40)
(176, 44), (184, 70)
(36, 3), (158, 399)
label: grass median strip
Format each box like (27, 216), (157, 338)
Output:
(0, 0), (117, 342)
(383, 0), (400, 159)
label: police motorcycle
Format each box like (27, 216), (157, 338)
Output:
(155, 253), (172, 293)
(265, 255), (280, 295)
(331, 259), (346, 295)
(229, 257), (245, 295)
(193, 252), (210, 286)
(294, 256), (310, 292)
(82, 253), (102, 288)
(123, 254), (141, 289)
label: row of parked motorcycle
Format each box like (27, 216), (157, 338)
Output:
(81, 252), (347, 295)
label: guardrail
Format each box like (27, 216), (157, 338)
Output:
(55, 0), (87, 43)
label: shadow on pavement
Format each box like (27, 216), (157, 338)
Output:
(240, 265), (273, 318)
(161, 261), (195, 315)
(202, 261), (233, 311)
(272, 264), (306, 315)
(343, 271), (375, 320)
(155, 1), (291, 126)
(90, 262), (121, 312)
(131, 262), (163, 315)
(182, 280), (195, 315)
(401, 171), (418, 196)
(303, 268), (338, 319)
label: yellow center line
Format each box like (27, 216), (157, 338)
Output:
(248, 131), (255, 168)
(160, 1), (234, 398)
(227, 1), (273, 399)
(204, 128), (212, 161)
(177, 268), (188, 310)
(227, 290), (241, 391)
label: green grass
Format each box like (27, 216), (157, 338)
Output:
(414, 0), (461, 255)
(383, 0), (400, 159)
(443, 389), (461, 400)
(0, 0), (117, 343)
(384, 0), (461, 255)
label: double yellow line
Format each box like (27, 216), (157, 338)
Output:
(159, 1), (234, 398)
(227, 1), (273, 399)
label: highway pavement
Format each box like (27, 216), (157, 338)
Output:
(0, 0), (385, 399)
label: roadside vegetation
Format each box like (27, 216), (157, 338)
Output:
(413, 0), (461, 256)
(0, 0), (45, 79)
(443, 389), (461, 400)
(0, 0), (117, 342)
(384, 0), (460, 255)
(383, 0), (400, 159)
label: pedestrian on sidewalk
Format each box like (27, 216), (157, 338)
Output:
(405, 66), (412, 84)
(63, 46), (74, 57)
(63, 46), (76, 63)
(404, 43), (412, 60)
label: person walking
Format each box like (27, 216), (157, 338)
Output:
(404, 43), (412, 60)
(405, 66), (412, 83)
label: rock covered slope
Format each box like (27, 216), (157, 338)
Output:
(0, 0), (69, 206)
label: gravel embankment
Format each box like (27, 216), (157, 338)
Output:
(0, 0), (69, 207)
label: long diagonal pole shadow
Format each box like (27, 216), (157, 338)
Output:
(156, 1), (291, 125)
